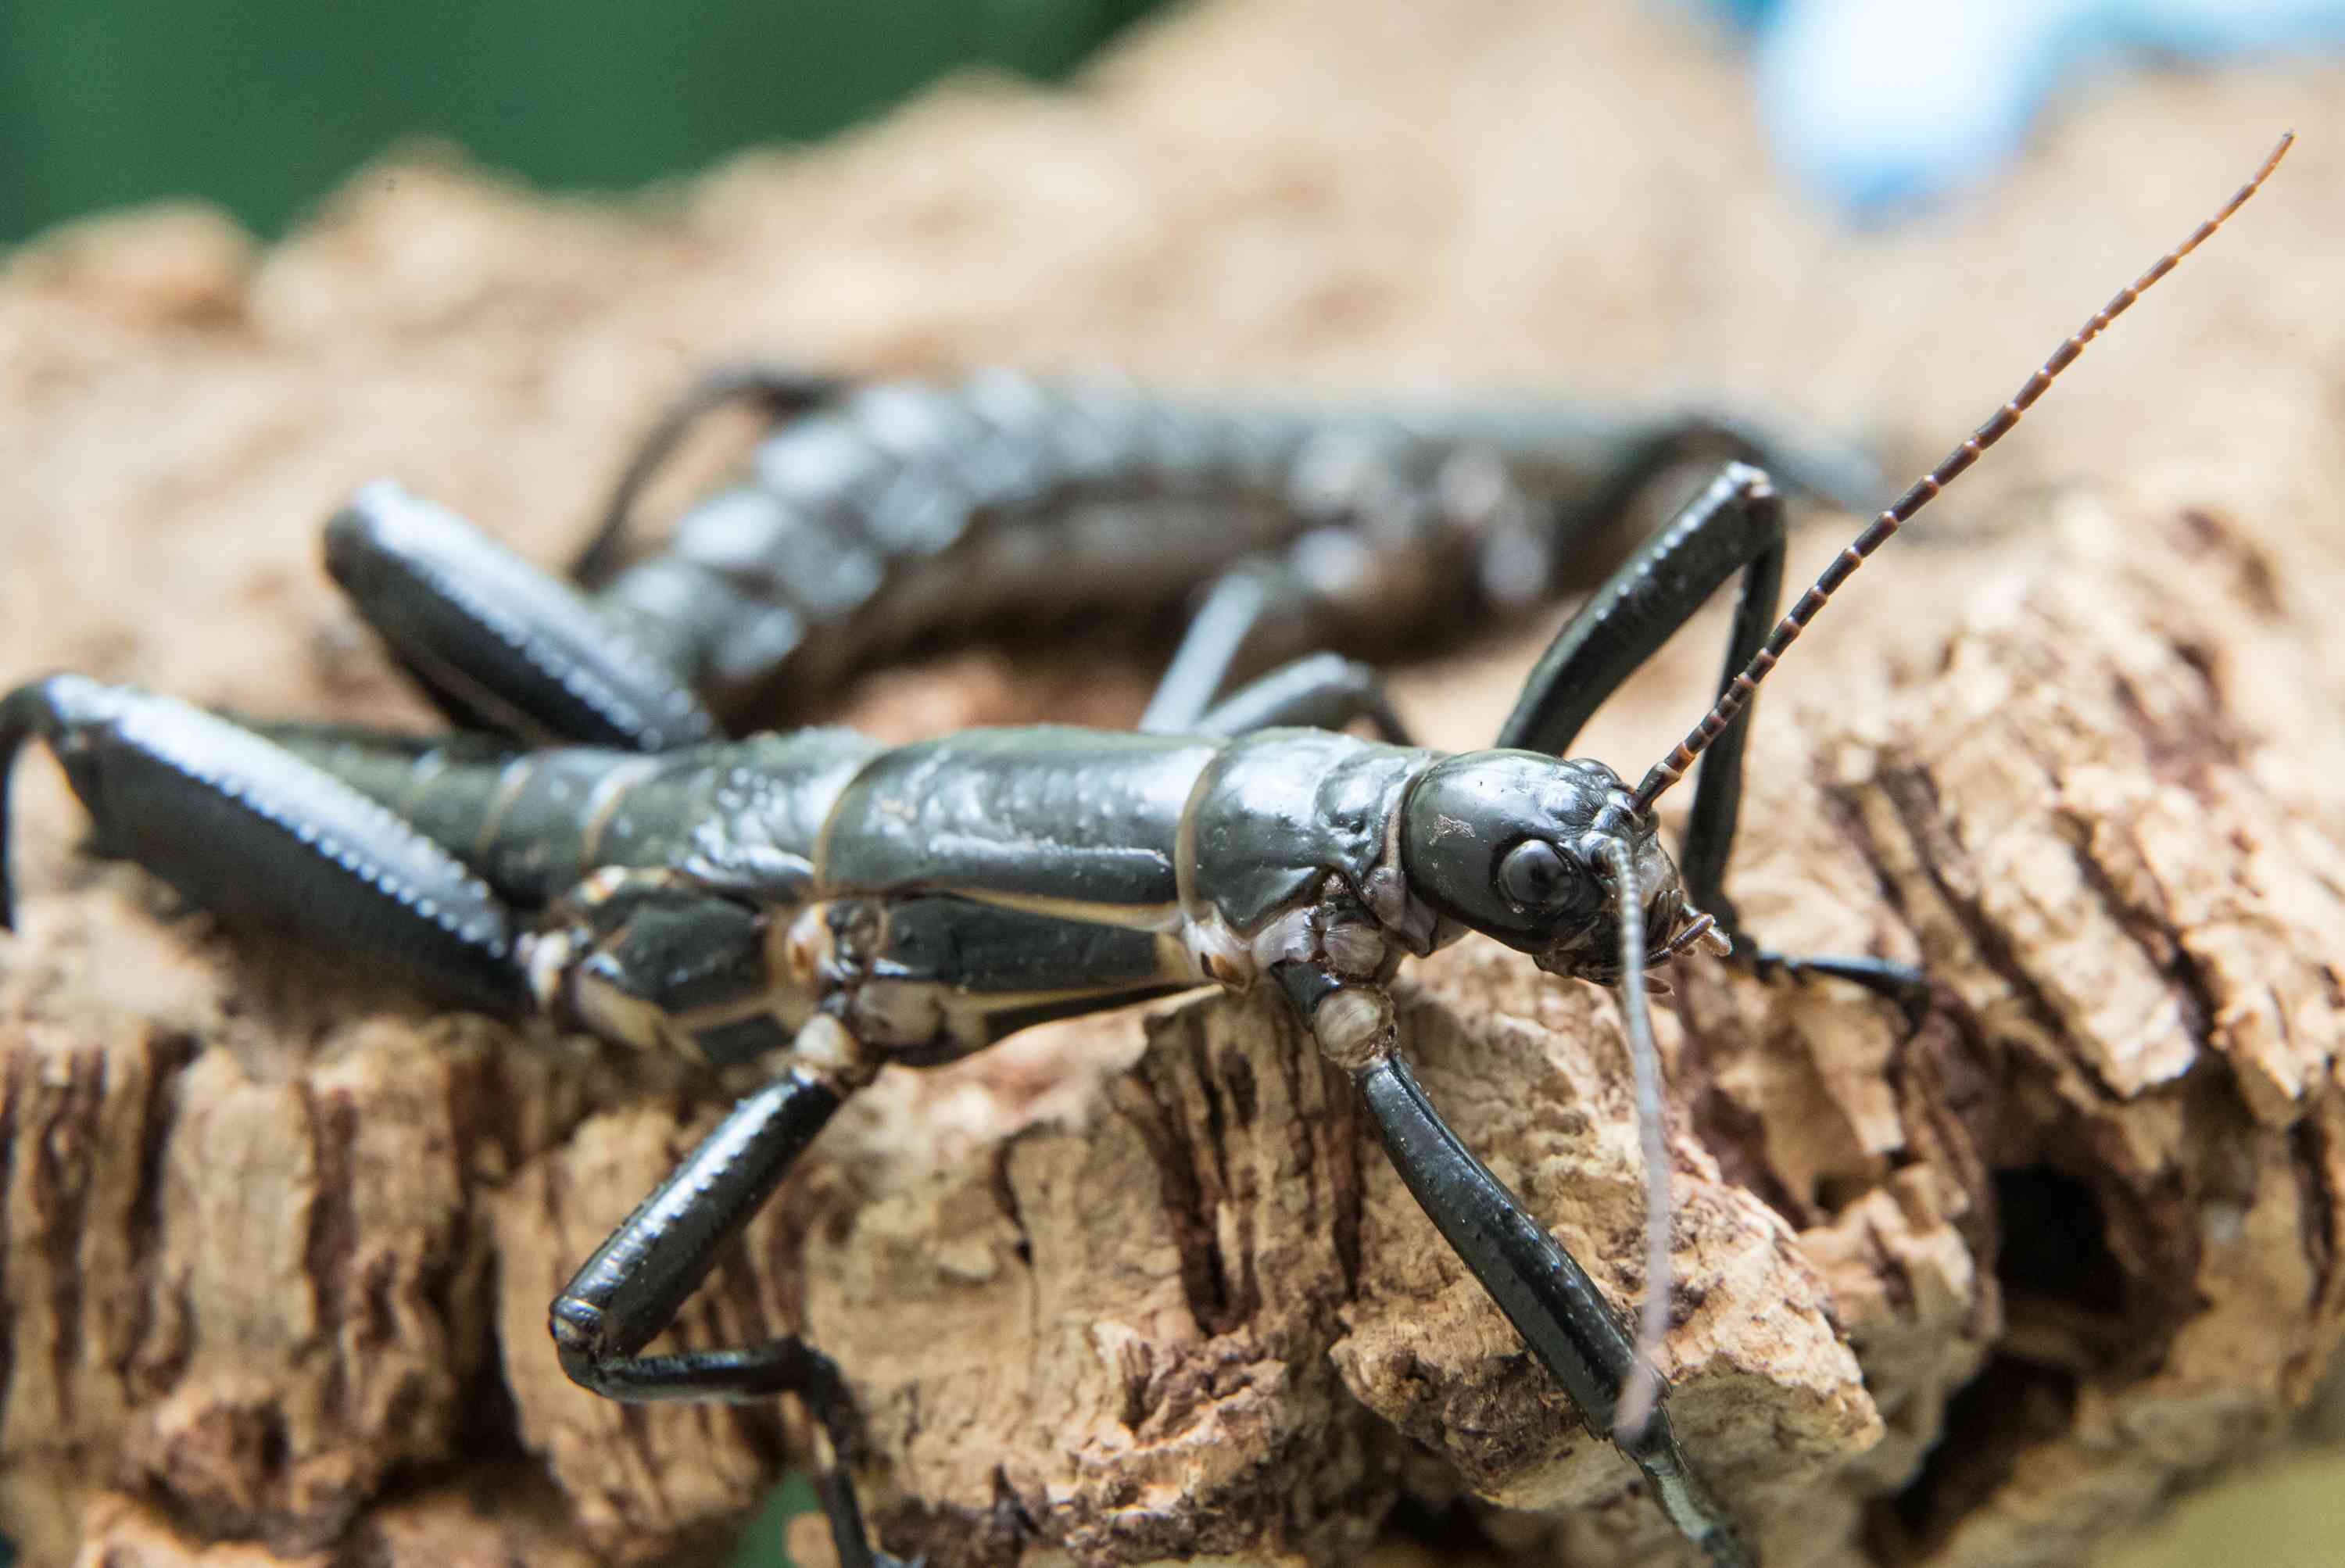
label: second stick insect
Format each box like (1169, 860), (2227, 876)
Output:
(0, 139), (2290, 1567)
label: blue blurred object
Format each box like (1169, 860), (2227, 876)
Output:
(1713, 0), (2345, 216)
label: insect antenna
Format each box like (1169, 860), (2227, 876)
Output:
(1596, 837), (1672, 1443)
(1606, 131), (2293, 1443)
(1631, 131), (2293, 814)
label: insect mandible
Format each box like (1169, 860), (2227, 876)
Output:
(0, 135), (2290, 1568)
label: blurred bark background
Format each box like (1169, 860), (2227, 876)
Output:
(3, 2), (2344, 1566)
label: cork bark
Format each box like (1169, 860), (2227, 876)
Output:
(6, 3), (2345, 1566)
(750, 498), (2345, 1568)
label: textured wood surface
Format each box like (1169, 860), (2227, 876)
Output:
(4, 2), (2344, 1565)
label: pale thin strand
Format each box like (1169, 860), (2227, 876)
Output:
(1601, 839), (1670, 1444)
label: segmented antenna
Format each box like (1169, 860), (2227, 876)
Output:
(1633, 132), (2293, 814)
(1597, 838), (1671, 1444)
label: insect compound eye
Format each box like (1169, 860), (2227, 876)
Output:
(1496, 838), (1576, 911)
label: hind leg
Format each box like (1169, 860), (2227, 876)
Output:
(323, 481), (721, 750)
(320, 367), (841, 749)
(0, 675), (530, 1014)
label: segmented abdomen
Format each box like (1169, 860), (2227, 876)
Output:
(589, 371), (1685, 723)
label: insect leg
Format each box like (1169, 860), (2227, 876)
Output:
(1187, 652), (1412, 743)
(549, 1037), (909, 1568)
(1551, 410), (1890, 571)
(324, 481), (719, 750)
(1495, 463), (1784, 758)
(1138, 562), (1312, 732)
(1357, 1051), (1748, 1566)
(571, 364), (846, 587)
(0, 675), (528, 1015)
(1270, 963), (1748, 1566)
(1493, 465), (1927, 1018)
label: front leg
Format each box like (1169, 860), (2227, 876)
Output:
(1497, 464), (1928, 1021)
(1269, 960), (1750, 1568)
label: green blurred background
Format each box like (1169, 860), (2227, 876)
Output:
(0, 0), (1164, 244)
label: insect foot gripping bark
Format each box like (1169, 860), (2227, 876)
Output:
(0, 137), (2290, 1568)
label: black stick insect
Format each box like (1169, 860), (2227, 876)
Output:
(423, 370), (1908, 751)
(0, 137), (2289, 1567)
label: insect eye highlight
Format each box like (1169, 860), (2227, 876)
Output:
(1497, 839), (1577, 910)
